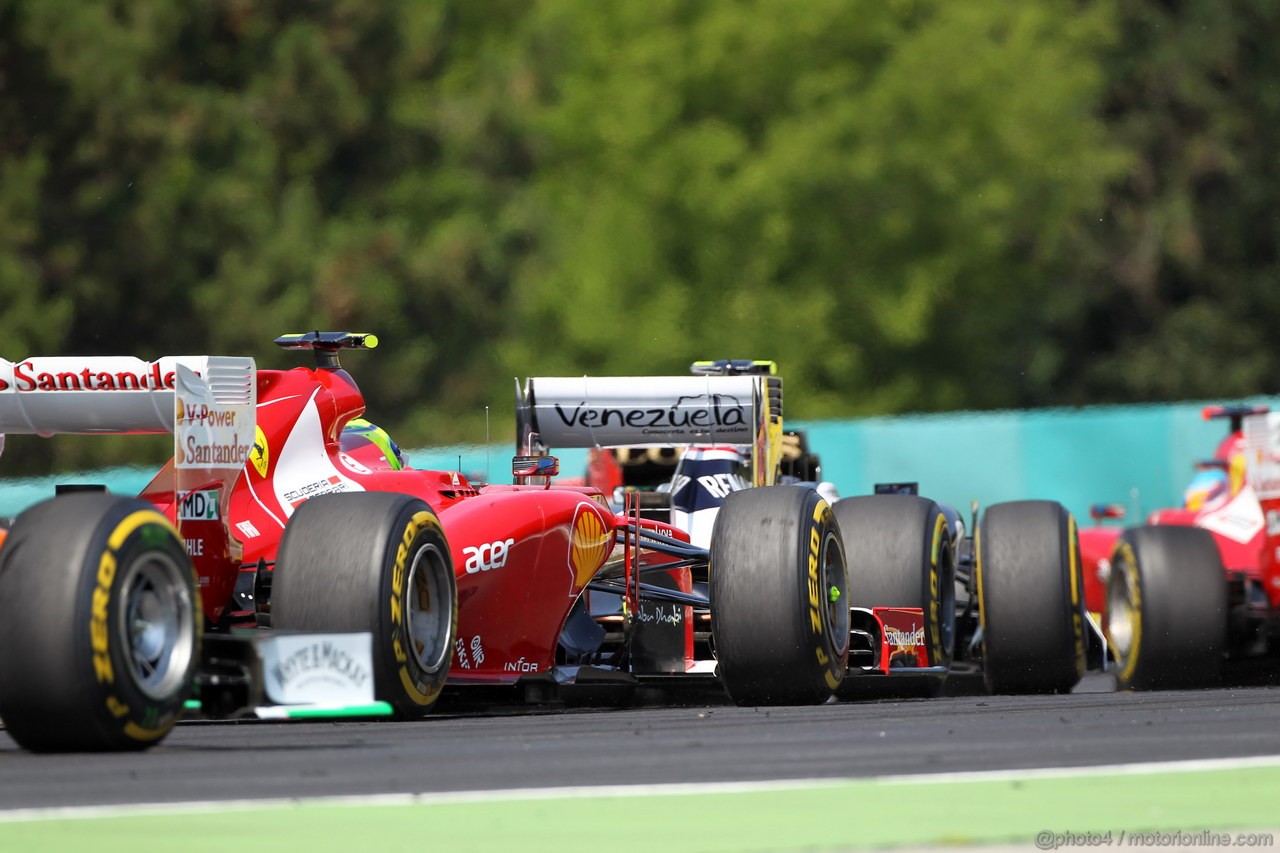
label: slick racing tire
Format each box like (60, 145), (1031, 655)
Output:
(1107, 526), (1226, 691)
(976, 500), (1085, 695)
(0, 494), (199, 752)
(834, 495), (957, 671)
(709, 486), (849, 705)
(272, 492), (457, 718)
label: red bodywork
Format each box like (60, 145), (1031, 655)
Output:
(139, 363), (692, 685)
(1081, 408), (1280, 617)
(874, 607), (931, 672)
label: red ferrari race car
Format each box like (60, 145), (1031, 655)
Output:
(1079, 405), (1280, 688)
(0, 333), (860, 752)
(517, 360), (1097, 700)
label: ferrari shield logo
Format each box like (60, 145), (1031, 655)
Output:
(250, 425), (270, 478)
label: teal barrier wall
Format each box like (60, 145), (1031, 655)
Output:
(0, 446), (589, 518)
(794, 398), (1277, 526)
(3, 399), (1274, 524)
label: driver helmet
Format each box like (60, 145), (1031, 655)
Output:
(1183, 467), (1229, 512)
(340, 417), (406, 471)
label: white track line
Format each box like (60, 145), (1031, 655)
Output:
(3, 754), (1280, 824)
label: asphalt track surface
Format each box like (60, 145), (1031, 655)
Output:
(2, 674), (1280, 812)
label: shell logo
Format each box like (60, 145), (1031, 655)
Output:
(569, 503), (612, 588)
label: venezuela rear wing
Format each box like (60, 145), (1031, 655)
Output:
(515, 361), (785, 487)
(0, 354), (256, 573)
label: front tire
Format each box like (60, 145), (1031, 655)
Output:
(1107, 526), (1226, 690)
(710, 486), (849, 705)
(0, 494), (199, 752)
(272, 492), (457, 717)
(977, 500), (1084, 694)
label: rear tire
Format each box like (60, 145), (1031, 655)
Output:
(710, 486), (848, 705)
(1107, 526), (1226, 690)
(977, 500), (1084, 694)
(0, 494), (199, 752)
(834, 495), (956, 669)
(272, 492), (457, 717)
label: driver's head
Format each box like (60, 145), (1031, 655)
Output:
(1184, 467), (1228, 512)
(340, 417), (406, 470)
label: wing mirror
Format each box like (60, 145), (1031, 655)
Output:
(513, 454), (559, 485)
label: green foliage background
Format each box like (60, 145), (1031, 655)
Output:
(2, 0), (1277, 473)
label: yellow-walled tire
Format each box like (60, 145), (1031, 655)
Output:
(834, 494), (956, 669)
(977, 500), (1085, 695)
(272, 492), (457, 718)
(1107, 526), (1226, 690)
(710, 486), (849, 705)
(0, 494), (199, 752)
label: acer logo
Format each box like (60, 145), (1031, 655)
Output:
(552, 393), (748, 431)
(1, 361), (176, 392)
(464, 538), (515, 574)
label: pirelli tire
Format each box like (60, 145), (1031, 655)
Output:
(1107, 525), (1226, 691)
(0, 493), (199, 753)
(834, 495), (957, 669)
(709, 486), (849, 705)
(976, 500), (1085, 695)
(271, 492), (457, 718)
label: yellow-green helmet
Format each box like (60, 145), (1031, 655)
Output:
(340, 417), (406, 470)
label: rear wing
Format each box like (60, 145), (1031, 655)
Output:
(0, 356), (253, 436)
(0, 354), (256, 569)
(516, 373), (784, 486)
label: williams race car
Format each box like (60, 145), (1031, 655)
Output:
(517, 360), (1095, 700)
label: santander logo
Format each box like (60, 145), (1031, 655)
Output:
(0, 360), (176, 392)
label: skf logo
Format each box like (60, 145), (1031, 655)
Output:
(569, 503), (612, 588)
(250, 426), (269, 477)
(464, 538), (515, 574)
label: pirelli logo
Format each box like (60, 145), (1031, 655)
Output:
(569, 503), (612, 588)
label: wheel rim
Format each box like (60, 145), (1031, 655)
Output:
(120, 551), (196, 700)
(406, 543), (452, 674)
(1107, 558), (1137, 663)
(939, 541), (957, 659)
(822, 533), (851, 654)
